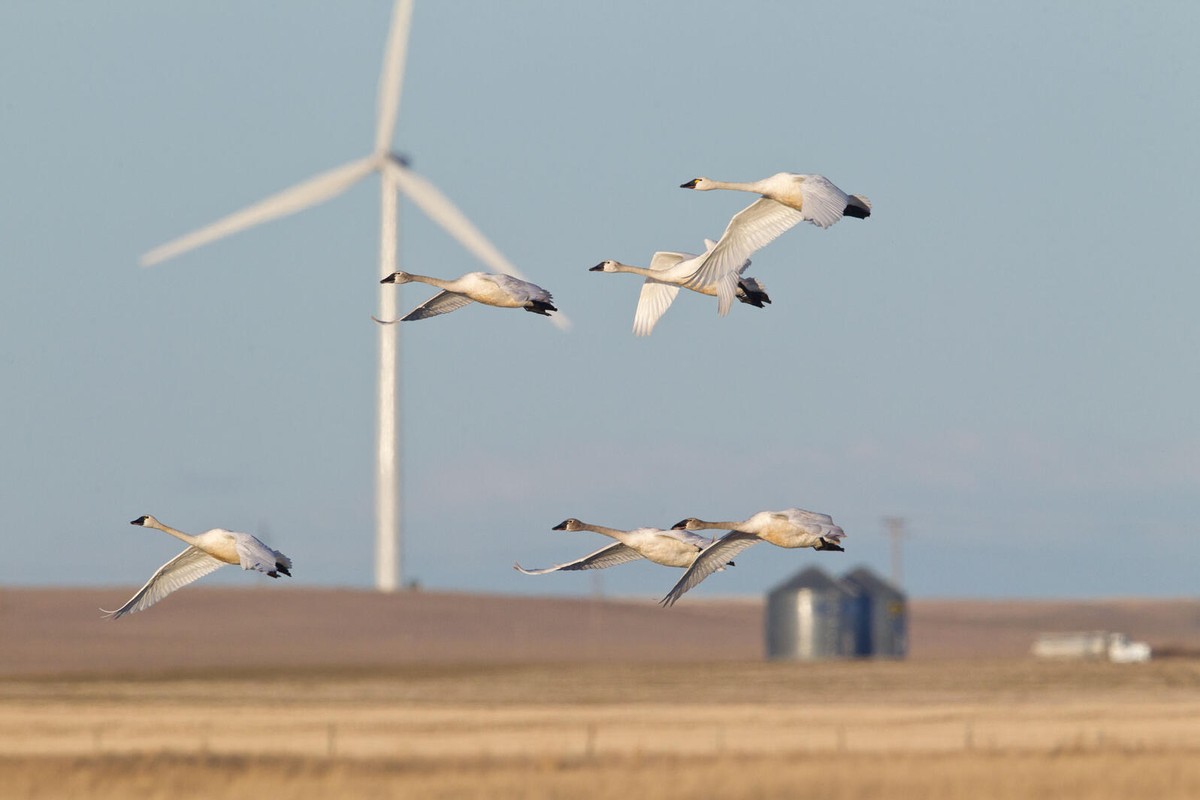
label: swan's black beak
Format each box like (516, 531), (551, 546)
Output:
(588, 263), (605, 272)
(130, 516), (148, 526)
(380, 273), (398, 284)
(670, 519), (689, 530)
(680, 179), (698, 189)
(551, 520), (569, 530)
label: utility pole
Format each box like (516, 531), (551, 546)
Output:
(882, 517), (910, 588)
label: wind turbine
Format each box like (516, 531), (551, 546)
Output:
(139, 0), (568, 592)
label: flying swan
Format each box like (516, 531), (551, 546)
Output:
(672, 173), (871, 311)
(514, 518), (736, 574)
(102, 515), (292, 619)
(374, 270), (557, 322)
(513, 541), (646, 575)
(659, 508), (846, 607)
(590, 238), (770, 336)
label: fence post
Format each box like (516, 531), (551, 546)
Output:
(585, 723), (597, 758)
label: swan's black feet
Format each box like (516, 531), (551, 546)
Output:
(815, 538), (844, 552)
(525, 300), (558, 316)
(737, 281), (772, 308)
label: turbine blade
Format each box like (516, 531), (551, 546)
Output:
(382, 158), (571, 331)
(140, 157), (376, 267)
(374, 0), (414, 154)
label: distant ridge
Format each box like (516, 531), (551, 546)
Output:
(0, 588), (1197, 677)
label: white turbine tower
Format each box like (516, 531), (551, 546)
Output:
(139, 0), (568, 592)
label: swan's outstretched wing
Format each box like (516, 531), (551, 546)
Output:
(485, 273), (553, 304)
(372, 290), (476, 323)
(797, 175), (853, 228)
(514, 542), (645, 575)
(660, 531), (761, 608)
(657, 528), (714, 550)
(101, 547), (226, 619)
(682, 198), (805, 315)
(648, 251), (690, 272)
(235, 534), (292, 577)
(780, 508), (837, 525)
(627, 250), (695, 336)
(633, 282), (681, 337)
(817, 524), (847, 544)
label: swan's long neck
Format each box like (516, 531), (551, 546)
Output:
(693, 519), (745, 531)
(402, 273), (456, 291)
(577, 522), (629, 541)
(607, 262), (656, 278)
(700, 179), (763, 194)
(144, 519), (199, 547)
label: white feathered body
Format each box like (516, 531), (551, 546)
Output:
(441, 272), (553, 308)
(193, 528), (293, 575)
(610, 527), (714, 568)
(745, 173), (855, 226)
(734, 508), (846, 548)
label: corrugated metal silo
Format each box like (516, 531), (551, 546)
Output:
(764, 566), (856, 660)
(840, 566), (907, 658)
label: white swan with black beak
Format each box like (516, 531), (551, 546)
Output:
(102, 515), (292, 619)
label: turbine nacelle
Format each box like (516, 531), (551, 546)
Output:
(381, 151), (411, 168)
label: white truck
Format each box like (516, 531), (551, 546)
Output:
(1032, 631), (1151, 663)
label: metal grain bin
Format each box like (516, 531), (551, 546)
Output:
(765, 566), (857, 660)
(840, 566), (907, 659)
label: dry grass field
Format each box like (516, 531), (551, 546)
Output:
(1, 588), (1199, 798)
(3, 661), (1200, 799)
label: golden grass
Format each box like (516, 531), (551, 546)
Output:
(4, 749), (1200, 800)
(2, 659), (1199, 798)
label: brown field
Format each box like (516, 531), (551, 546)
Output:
(1, 588), (1199, 798)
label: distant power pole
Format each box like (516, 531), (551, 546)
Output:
(882, 517), (910, 587)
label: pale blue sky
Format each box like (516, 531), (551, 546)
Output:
(2, 2), (1197, 599)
